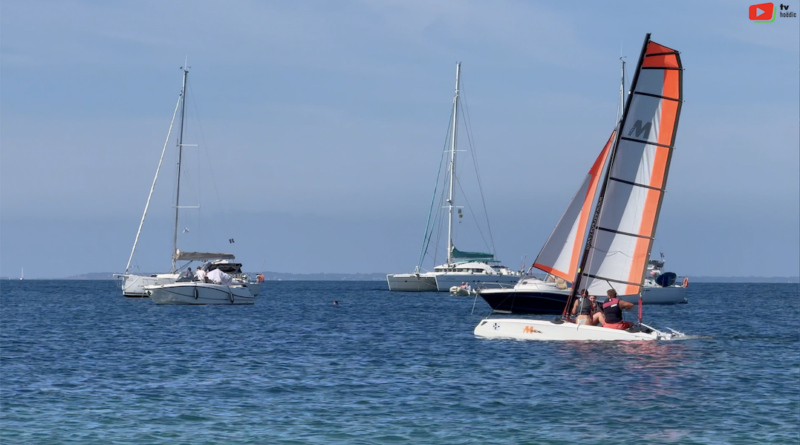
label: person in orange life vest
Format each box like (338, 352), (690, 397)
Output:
(601, 288), (634, 330)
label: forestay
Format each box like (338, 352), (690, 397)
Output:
(581, 38), (683, 296)
(532, 131), (614, 282)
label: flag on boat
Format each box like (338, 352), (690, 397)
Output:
(229, 238), (235, 244)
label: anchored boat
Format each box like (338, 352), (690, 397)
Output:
(387, 63), (521, 292)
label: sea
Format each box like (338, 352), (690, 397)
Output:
(1, 281), (798, 444)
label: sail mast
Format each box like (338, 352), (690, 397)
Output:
(565, 34), (651, 313)
(171, 66), (189, 272)
(617, 58), (626, 124)
(446, 62), (461, 266)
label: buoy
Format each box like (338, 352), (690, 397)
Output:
(682, 277), (689, 288)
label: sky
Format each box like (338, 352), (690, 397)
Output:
(1, 0), (798, 278)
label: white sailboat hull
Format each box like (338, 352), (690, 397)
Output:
(474, 318), (681, 341)
(386, 274), (438, 292)
(115, 273), (178, 297)
(630, 286), (687, 304)
(146, 282), (255, 305)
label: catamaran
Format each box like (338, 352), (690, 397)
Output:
(475, 34), (687, 341)
(114, 65), (260, 302)
(386, 63), (521, 292)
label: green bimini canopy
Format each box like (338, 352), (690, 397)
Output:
(451, 245), (494, 261)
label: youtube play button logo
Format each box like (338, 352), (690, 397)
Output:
(749, 2), (776, 21)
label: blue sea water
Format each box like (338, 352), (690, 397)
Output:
(1, 280), (798, 444)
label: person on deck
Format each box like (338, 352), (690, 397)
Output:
(179, 268), (194, 282)
(195, 266), (207, 283)
(572, 289), (604, 326)
(601, 289), (634, 330)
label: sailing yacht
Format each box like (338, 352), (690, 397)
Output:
(20, 267), (24, 281)
(475, 34), (687, 341)
(386, 63), (521, 292)
(115, 66), (260, 301)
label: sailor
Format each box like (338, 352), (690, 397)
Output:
(195, 266), (207, 283)
(571, 289), (603, 326)
(460, 282), (467, 289)
(601, 289), (634, 330)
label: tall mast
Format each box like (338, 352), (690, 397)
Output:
(171, 65), (189, 272)
(617, 58), (626, 124)
(446, 62), (461, 265)
(565, 34), (651, 313)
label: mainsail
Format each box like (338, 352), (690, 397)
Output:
(532, 131), (614, 282)
(579, 35), (683, 296)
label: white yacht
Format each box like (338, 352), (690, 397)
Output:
(146, 259), (259, 305)
(386, 63), (520, 292)
(116, 65), (260, 301)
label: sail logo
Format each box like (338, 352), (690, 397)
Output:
(750, 3), (796, 21)
(627, 120), (652, 139)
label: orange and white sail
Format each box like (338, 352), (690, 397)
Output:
(532, 131), (614, 282)
(581, 36), (683, 296)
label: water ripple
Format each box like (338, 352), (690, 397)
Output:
(1, 281), (798, 444)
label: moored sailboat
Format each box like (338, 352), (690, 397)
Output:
(115, 65), (259, 303)
(387, 63), (521, 292)
(476, 34), (687, 341)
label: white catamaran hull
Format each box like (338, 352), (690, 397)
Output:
(386, 274), (438, 292)
(474, 318), (681, 341)
(146, 283), (255, 305)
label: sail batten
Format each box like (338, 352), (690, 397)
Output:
(581, 36), (683, 297)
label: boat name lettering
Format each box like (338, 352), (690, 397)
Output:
(522, 326), (541, 334)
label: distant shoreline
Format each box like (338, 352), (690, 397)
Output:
(3, 273), (799, 283)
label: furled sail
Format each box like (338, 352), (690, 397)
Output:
(532, 131), (614, 282)
(173, 250), (236, 261)
(451, 245), (494, 261)
(581, 36), (683, 296)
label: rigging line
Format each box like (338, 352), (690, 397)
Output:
(126, 95), (182, 272)
(431, 171), (451, 267)
(455, 177), (493, 255)
(417, 107), (455, 270)
(428, 124), (456, 268)
(458, 85), (497, 255)
(187, 82), (233, 251)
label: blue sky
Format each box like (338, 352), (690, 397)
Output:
(2, 0), (798, 278)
